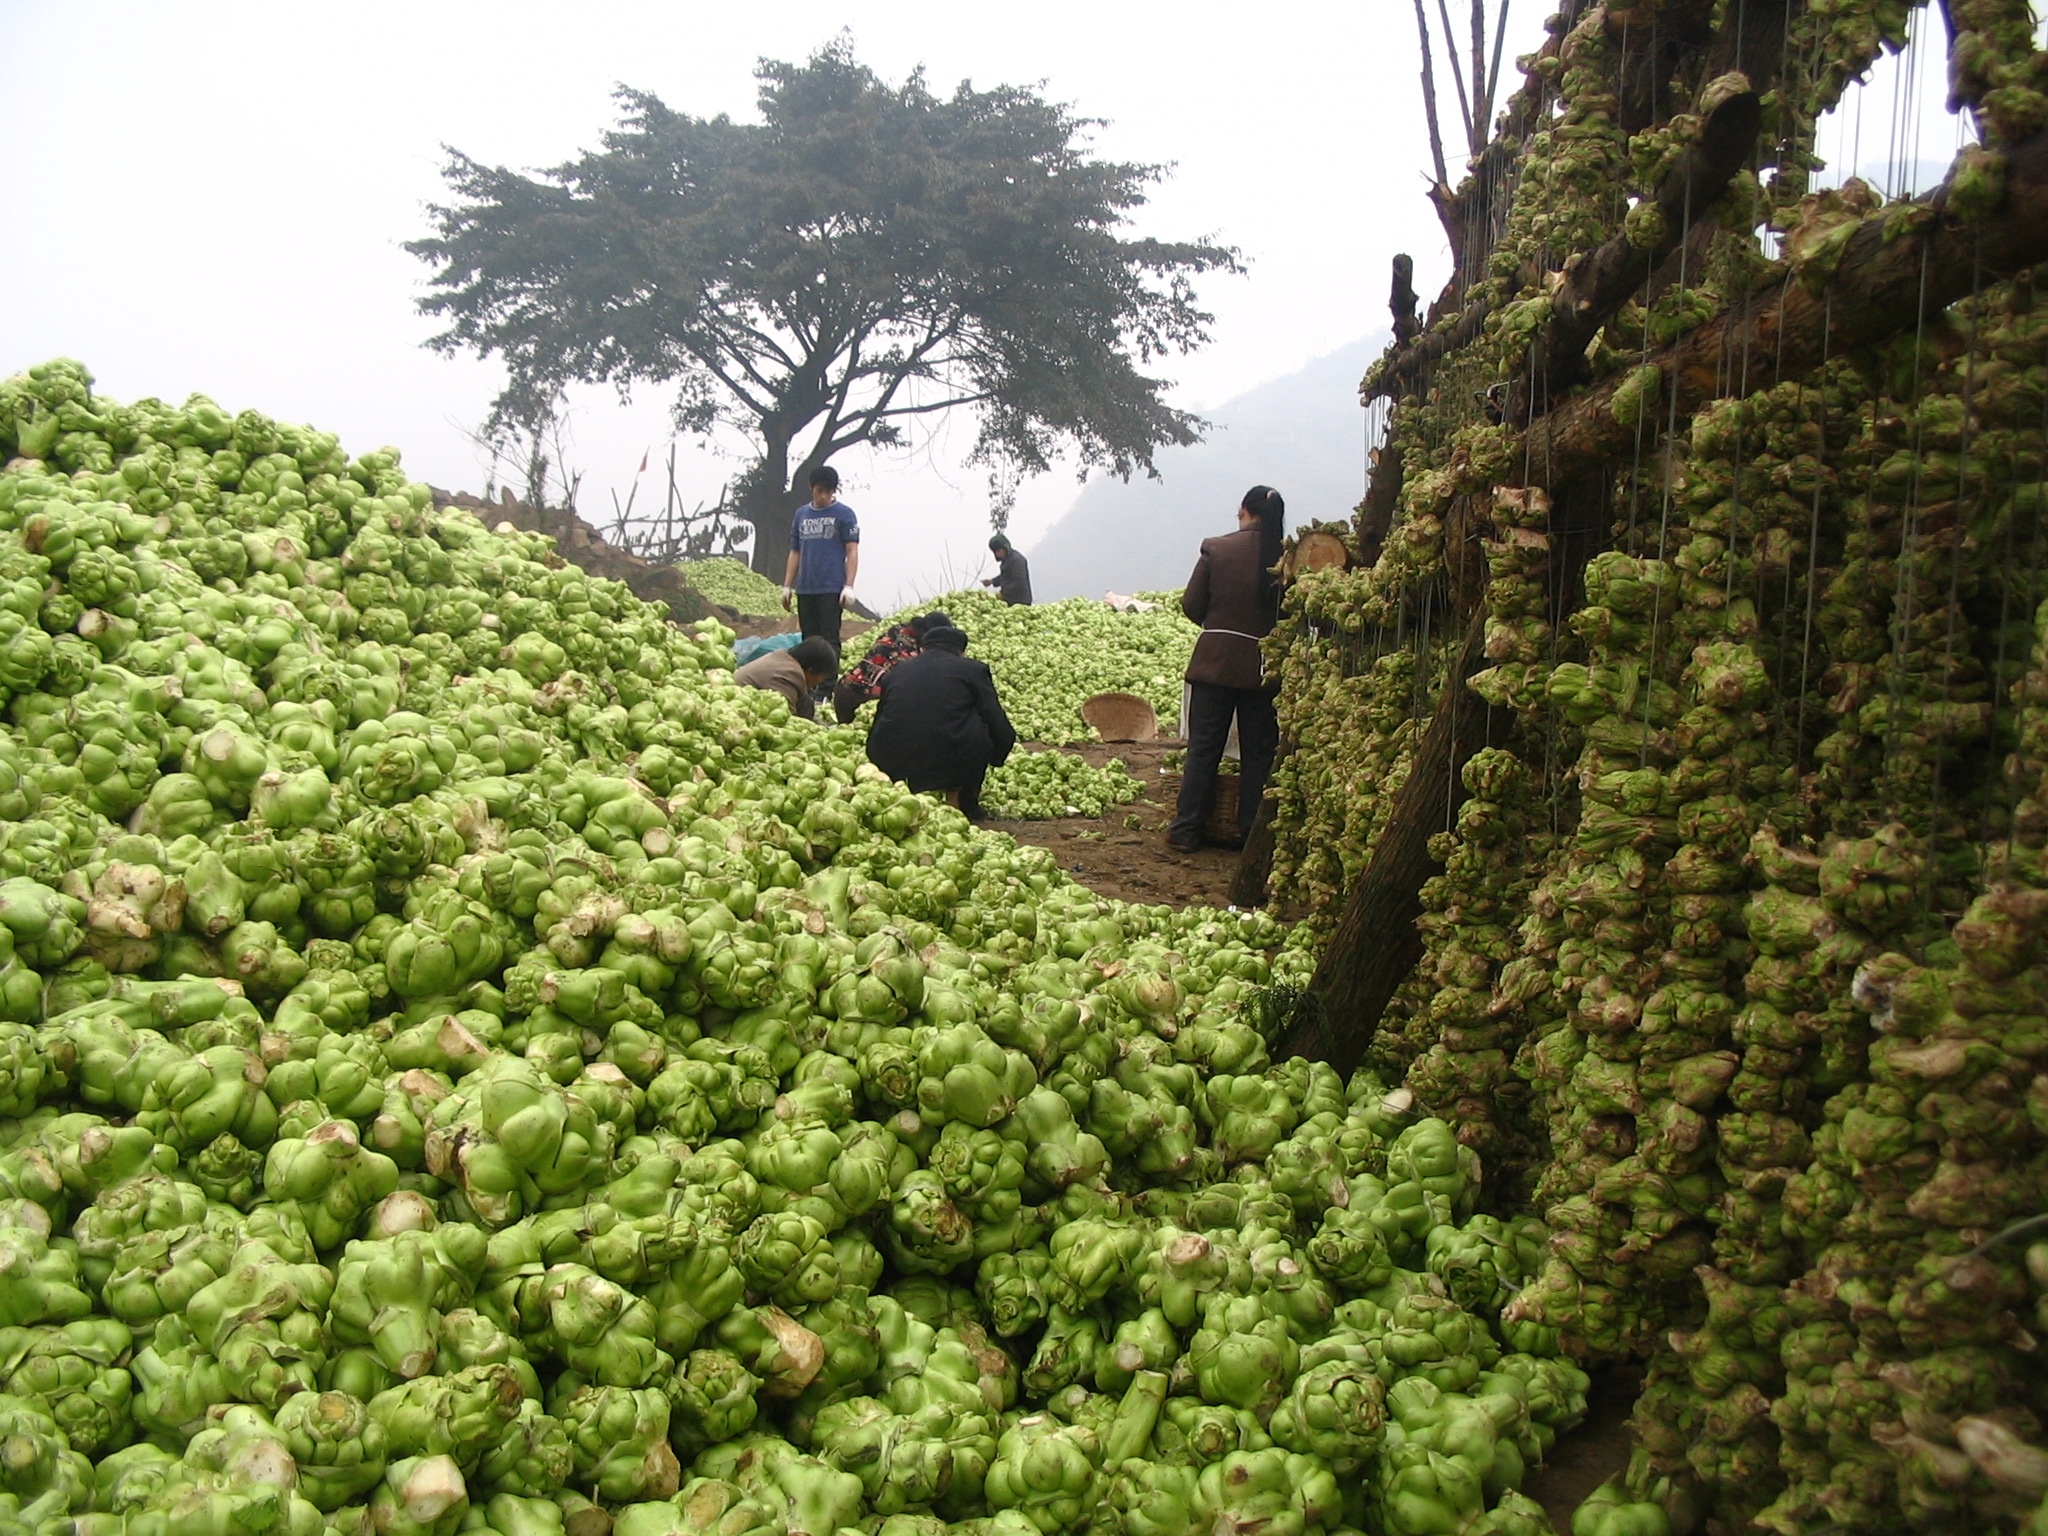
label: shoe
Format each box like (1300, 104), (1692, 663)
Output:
(1164, 834), (1200, 853)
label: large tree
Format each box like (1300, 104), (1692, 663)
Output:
(409, 41), (1238, 574)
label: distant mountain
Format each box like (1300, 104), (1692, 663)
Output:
(1026, 336), (1384, 601)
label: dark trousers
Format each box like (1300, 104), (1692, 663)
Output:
(1170, 682), (1278, 845)
(796, 591), (842, 653)
(832, 680), (869, 726)
(906, 762), (988, 821)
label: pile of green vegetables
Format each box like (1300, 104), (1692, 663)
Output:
(0, 359), (1609, 1536)
(878, 591), (1194, 746)
(981, 753), (1143, 823)
(680, 561), (786, 620)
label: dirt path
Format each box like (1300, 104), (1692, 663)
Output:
(984, 740), (1246, 910)
(1522, 1365), (1641, 1529)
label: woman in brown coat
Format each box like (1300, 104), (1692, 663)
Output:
(1167, 485), (1284, 850)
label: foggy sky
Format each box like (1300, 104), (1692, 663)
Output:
(1, 2), (1953, 610)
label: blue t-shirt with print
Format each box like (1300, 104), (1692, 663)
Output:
(790, 500), (860, 593)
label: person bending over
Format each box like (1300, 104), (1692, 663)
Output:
(982, 534), (1032, 606)
(733, 637), (839, 720)
(833, 610), (952, 725)
(1166, 485), (1284, 851)
(780, 466), (859, 652)
(864, 624), (1015, 820)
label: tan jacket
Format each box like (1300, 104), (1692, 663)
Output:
(733, 649), (816, 719)
(1181, 527), (1277, 691)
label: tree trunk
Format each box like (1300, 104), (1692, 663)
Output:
(1278, 611), (1514, 1071)
(1608, 0), (1720, 130)
(1284, 467), (1609, 1069)
(743, 438), (796, 578)
(1391, 255), (1421, 346)
(1357, 431), (1407, 569)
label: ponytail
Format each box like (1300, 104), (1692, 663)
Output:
(1242, 485), (1286, 618)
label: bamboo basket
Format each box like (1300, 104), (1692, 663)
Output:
(1204, 775), (1241, 843)
(1081, 691), (1160, 742)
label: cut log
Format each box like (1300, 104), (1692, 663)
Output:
(1392, 254), (1421, 345)
(1285, 531), (1352, 582)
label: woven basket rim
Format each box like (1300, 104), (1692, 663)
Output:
(1080, 691), (1160, 741)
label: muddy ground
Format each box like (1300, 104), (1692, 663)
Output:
(1523, 1365), (1642, 1527)
(982, 740), (1246, 909)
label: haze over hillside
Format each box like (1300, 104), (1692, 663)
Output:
(1025, 336), (1382, 600)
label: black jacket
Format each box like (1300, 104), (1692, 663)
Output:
(866, 648), (1017, 791)
(992, 549), (1033, 605)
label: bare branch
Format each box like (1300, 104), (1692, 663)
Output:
(1435, 0), (1475, 166)
(680, 343), (776, 419)
(1485, 0), (1513, 134)
(870, 391), (996, 421)
(1413, 0), (1452, 189)
(1468, 0), (1489, 155)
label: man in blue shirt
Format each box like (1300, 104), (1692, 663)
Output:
(780, 466), (860, 653)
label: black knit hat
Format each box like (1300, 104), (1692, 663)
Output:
(920, 625), (969, 653)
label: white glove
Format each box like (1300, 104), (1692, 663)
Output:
(780, 586), (794, 611)
(840, 586), (857, 607)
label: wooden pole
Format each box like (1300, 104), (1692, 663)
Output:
(1280, 611), (1513, 1071)
(1412, 0), (1452, 193)
(1229, 748), (1287, 909)
(1391, 254), (1421, 346)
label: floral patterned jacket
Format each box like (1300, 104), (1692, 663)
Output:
(840, 622), (922, 700)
